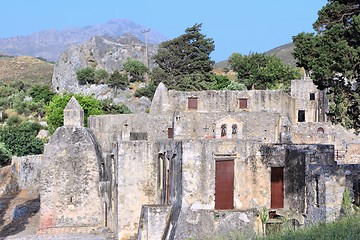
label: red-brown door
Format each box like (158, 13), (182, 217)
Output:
(271, 167), (284, 209)
(215, 160), (234, 210)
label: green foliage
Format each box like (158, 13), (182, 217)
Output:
(0, 142), (11, 167)
(107, 70), (129, 90)
(76, 66), (95, 85)
(123, 58), (148, 82)
(100, 99), (131, 114)
(152, 23), (215, 91)
(209, 75), (231, 90)
(0, 121), (44, 159)
(292, 0), (360, 133)
(228, 53), (301, 90)
(94, 68), (109, 84)
(29, 85), (55, 104)
(134, 84), (157, 99)
(6, 115), (22, 126)
(0, 85), (18, 98)
(225, 81), (246, 90)
(342, 188), (353, 216)
(46, 94), (103, 134)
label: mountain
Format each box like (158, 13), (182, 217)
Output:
(213, 42), (296, 70)
(0, 19), (167, 62)
(0, 55), (53, 86)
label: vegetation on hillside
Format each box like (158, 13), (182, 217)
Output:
(45, 94), (130, 134)
(228, 53), (301, 91)
(293, 0), (360, 133)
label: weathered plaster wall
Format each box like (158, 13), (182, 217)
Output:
(306, 164), (360, 225)
(11, 155), (42, 195)
(40, 126), (103, 231)
(137, 205), (171, 240)
(89, 111), (282, 145)
(291, 122), (360, 163)
(116, 141), (158, 240)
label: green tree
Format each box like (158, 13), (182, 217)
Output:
(100, 99), (131, 114)
(123, 58), (148, 82)
(29, 85), (55, 104)
(0, 121), (44, 159)
(0, 142), (11, 167)
(293, 0), (360, 132)
(94, 68), (109, 84)
(107, 70), (129, 92)
(228, 53), (301, 90)
(209, 75), (231, 90)
(76, 67), (95, 85)
(46, 94), (103, 134)
(152, 23), (215, 90)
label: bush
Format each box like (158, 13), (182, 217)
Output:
(76, 67), (95, 85)
(45, 94), (103, 134)
(0, 121), (44, 158)
(0, 142), (11, 167)
(94, 69), (109, 84)
(134, 84), (157, 99)
(101, 99), (131, 114)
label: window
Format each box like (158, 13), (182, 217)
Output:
(317, 127), (324, 134)
(298, 110), (305, 122)
(238, 98), (248, 109)
(232, 124), (237, 136)
(188, 97), (198, 110)
(130, 132), (148, 140)
(310, 93), (315, 101)
(221, 124), (227, 137)
(168, 128), (173, 139)
(315, 176), (320, 207)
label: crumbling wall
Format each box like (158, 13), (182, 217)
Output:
(39, 126), (103, 232)
(306, 164), (360, 225)
(11, 155), (42, 195)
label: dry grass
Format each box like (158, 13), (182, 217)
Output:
(0, 56), (54, 86)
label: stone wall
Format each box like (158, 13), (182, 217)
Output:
(306, 164), (360, 225)
(116, 141), (158, 239)
(39, 126), (103, 231)
(137, 205), (171, 240)
(11, 155), (43, 195)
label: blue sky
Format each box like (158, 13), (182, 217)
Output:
(0, 0), (327, 62)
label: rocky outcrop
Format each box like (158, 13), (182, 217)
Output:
(52, 34), (157, 93)
(52, 34), (156, 113)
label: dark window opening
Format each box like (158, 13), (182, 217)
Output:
(221, 124), (227, 137)
(353, 178), (360, 206)
(317, 127), (324, 134)
(168, 128), (173, 139)
(232, 124), (237, 135)
(298, 110), (305, 122)
(238, 98), (248, 109)
(315, 176), (320, 207)
(310, 93), (315, 101)
(188, 97), (198, 110)
(130, 132), (148, 140)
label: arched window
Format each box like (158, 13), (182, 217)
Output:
(317, 127), (324, 134)
(232, 124), (237, 136)
(221, 124), (227, 137)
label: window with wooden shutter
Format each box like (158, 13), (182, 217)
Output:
(168, 128), (173, 139)
(188, 97), (198, 110)
(238, 98), (248, 109)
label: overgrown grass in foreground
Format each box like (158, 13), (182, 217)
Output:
(205, 214), (360, 240)
(264, 214), (360, 240)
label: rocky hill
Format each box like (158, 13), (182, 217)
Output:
(0, 19), (167, 62)
(0, 55), (54, 86)
(53, 33), (157, 94)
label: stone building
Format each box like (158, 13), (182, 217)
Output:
(38, 80), (360, 239)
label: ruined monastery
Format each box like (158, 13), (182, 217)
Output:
(3, 79), (360, 239)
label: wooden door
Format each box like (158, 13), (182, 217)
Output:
(271, 167), (284, 209)
(215, 160), (234, 210)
